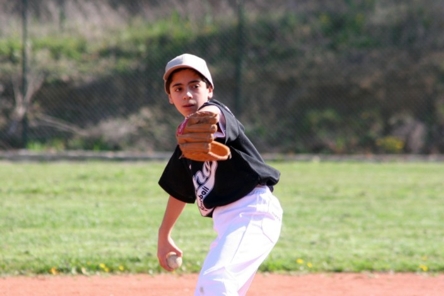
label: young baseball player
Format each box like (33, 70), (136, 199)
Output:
(157, 53), (283, 295)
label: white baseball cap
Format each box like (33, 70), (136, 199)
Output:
(163, 53), (214, 93)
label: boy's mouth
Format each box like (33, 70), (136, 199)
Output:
(183, 100), (197, 108)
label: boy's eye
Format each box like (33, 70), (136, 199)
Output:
(192, 81), (204, 89)
(174, 87), (182, 92)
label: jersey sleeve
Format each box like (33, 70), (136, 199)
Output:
(200, 100), (240, 143)
(158, 147), (196, 204)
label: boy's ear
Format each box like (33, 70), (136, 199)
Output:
(208, 86), (214, 99)
(168, 95), (174, 104)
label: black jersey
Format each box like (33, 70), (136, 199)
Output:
(158, 99), (280, 217)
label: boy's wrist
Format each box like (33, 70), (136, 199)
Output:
(158, 226), (172, 238)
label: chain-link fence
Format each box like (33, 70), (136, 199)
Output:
(1, 0), (443, 154)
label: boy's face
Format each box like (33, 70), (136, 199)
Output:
(167, 69), (213, 117)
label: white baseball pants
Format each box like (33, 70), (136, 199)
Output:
(195, 185), (283, 296)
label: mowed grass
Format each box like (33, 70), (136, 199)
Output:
(0, 161), (443, 275)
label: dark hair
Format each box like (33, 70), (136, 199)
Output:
(165, 68), (211, 94)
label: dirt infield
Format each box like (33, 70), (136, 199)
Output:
(1, 273), (443, 296)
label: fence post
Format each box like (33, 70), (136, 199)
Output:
(21, 0), (29, 148)
(58, 0), (66, 31)
(234, 0), (245, 116)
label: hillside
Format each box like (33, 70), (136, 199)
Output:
(0, 0), (443, 154)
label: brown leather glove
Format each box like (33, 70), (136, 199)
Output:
(176, 111), (231, 162)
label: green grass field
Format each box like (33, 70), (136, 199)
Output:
(0, 161), (443, 275)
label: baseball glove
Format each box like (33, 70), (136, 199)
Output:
(176, 111), (231, 162)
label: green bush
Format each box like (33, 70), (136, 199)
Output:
(33, 36), (88, 61)
(0, 38), (22, 64)
(376, 136), (405, 154)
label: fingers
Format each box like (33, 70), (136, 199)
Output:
(177, 133), (214, 144)
(160, 255), (174, 272)
(188, 111), (217, 121)
(180, 142), (211, 153)
(158, 248), (183, 272)
(182, 123), (217, 134)
(177, 111), (218, 136)
(187, 115), (217, 125)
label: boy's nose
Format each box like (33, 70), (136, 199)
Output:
(184, 89), (192, 99)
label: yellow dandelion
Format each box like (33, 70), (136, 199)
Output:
(50, 267), (58, 275)
(118, 265), (124, 271)
(104, 267), (110, 273)
(307, 262), (313, 268)
(296, 258), (304, 264)
(419, 265), (428, 272)
(99, 263), (106, 269)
